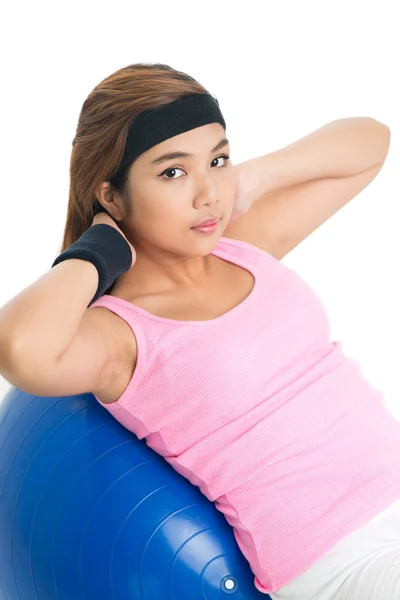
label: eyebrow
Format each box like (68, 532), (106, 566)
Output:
(151, 137), (230, 166)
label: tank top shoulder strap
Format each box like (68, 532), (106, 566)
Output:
(213, 236), (279, 269)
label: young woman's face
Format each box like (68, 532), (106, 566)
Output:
(123, 123), (236, 256)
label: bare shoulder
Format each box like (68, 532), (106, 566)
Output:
(87, 305), (138, 405)
(223, 199), (286, 260)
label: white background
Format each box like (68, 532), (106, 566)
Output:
(0, 1), (399, 418)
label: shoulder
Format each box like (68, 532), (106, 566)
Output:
(223, 204), (286, 260)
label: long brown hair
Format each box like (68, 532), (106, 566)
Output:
(60, 63), (212, 252)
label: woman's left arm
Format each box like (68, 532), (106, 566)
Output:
(227, 118), (390, 258)
(232, 117), (391, 221)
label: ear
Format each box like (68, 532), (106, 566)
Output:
(94, 182), (126, 221)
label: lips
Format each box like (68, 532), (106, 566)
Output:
(192, 217), (220, 229)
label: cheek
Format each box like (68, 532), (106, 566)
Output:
(141, 202), (181, 233)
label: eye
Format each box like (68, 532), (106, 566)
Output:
(158, 154), (231, 181)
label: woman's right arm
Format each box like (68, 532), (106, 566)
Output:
(0, 216), (136, 398)
(0, 259), (123, 396)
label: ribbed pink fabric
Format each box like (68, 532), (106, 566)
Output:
(91, 236), (400, 594)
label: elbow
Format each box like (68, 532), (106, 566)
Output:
(0, 337), (26, 391)
(0, 337), (51, 396)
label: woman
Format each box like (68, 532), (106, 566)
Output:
(0, 62), (399, 599)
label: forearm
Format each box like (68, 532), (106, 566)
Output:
(256, 117), (391, 195)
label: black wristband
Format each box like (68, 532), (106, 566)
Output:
(51, 224), (133, 306)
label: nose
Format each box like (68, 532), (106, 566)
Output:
(193, 173), (219, 208)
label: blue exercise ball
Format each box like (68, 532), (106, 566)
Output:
(0, 387), (269, 599)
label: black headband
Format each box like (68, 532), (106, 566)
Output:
(109, 92), (226, 179)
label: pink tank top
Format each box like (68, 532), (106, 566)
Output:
(91, 236), (400, 594)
